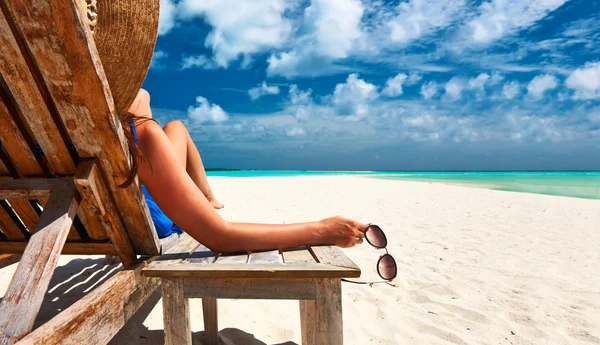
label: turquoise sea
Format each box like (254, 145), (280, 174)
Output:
(206, 171), (600, 200)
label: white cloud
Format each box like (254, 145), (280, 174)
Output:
(502, 81), (521, 100)
(406, 73), (423, 85)
(527, 74), (559, 100)
(158, 0), (177, 35)
(444, 77), (465, 101)
(178, 0), (295, 68)
(248, 82), (281, 101)
(468, 73), (490, 91)
(180, 55), (216, 70)
(421, 81), (438, 100)
(465, 0), (568, 45)
(566, 62), (600, 100)
(489, 73), (505, 85)
(387, 0), (466, 44)
(267, 0), (364, 78)
(187, 96), (229, 123)
(286, 127), (306, 136)
(382, 73), (408, 97)
(332, 73), (378, 119)
(150, 51), (168, 70)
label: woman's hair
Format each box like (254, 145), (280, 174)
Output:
(119, 112), (156, 188)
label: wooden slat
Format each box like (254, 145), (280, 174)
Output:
(143, 263), (361, 279)
(214, 252), (248, 264)
(202, 298), (218, 345)
(0, 99), (43, 177)
(300, 300), (317, 345)
(0, 161), (9, 177)
(0, 254), (20, 269)
(185, 244), (217, 264)
(310, 246), (360, 270)
(8, 200), (38, 233)
(75, 159), (135, 263)
(5, 0), (160, 255)
(0, 206), (25, 240)
(248, 250), (283, 264)
(282, 247), (317, 264)
(0, 179), (69, 199)
(0, 6), (75, 174)
(16, 234), (197, 345)
(183, 278), (316, 300)
(0, 184), (79, 343)
(150, 233), (199, 269)
(162, 278), (192, 345)
(0, 241), (118, 256)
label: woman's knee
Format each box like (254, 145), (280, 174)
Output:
(163, 120), (187, 135)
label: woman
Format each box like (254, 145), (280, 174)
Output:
(126, 89), (366, 253)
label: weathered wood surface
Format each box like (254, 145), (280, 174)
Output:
(143, 262), (361, 279)
(0, 206), (26, 240)
(16, 233), (198, 345)
(4, 0), (160, 255)
(0, 99), (43, 178)
(8, 201), (38, 233)
(162, 278), (192, 345)
(144, 243), (360, 278)
(0, 241), (118, 255)
(0, 179), (69, 199)
(215, 252), (248, 264)
(310, 245), (361, 270)
(312, 279), (343, 345)
(74, 160), (134, 265)
(299, 299), (317, 345)
(183, 278), (316, 300)
(0, 254), (20, 269)
(0, 184), (79, 344)
(202, 298), (218, 345)
(151, 233), (199, 269)
(185, 244), (216, 264)
(248, 250), (283, 264)
(0, 6), (75, 175)
(282, 247), (316, 264)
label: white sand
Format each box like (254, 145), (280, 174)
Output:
(1, 176), (599, 344)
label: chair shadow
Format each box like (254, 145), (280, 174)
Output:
(109, 289), (299, 345)
(0, 257), (296, 345)
(32, 256), (123, 329)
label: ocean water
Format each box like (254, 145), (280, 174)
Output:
(206, 170), (600, 200)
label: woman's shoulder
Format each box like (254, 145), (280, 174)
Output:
(128, 88), (153, 119)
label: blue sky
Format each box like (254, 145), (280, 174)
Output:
(143, 0), (600, 170)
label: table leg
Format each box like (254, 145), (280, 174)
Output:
(300, 299), (317, 345)
(162, 278), (191, 345)
(202, 297), (218, 345)
(316, 279), (343, 345)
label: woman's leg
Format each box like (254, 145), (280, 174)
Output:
(162, 120), (224, 209)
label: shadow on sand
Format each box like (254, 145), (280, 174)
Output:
(3, 258), (297, 345)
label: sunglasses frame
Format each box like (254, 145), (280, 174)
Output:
(342, 224), (397, 284)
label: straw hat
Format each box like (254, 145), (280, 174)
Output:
(85, 0), (160, 117)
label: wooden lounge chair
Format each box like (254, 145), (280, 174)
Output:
(0, 0), (188, 343)
(0, 0), (361, 344)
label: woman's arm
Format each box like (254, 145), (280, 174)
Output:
(135, 121), (365, 253)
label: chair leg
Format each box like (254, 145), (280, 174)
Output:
(315, 279), (343, 345)
(162, 278), (191, 345)
(300, 299), (317, 345)
(202, 298), (218, 345)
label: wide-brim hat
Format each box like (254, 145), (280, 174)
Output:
(87, 0), (160, 117)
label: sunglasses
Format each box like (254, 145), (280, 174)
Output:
(342, 224), (397, 285)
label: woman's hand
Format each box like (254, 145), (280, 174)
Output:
(318, 216), (368, 248)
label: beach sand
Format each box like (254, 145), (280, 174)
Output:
(1, 176), (598, 344)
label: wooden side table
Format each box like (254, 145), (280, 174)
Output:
(143, 238), (361, 345)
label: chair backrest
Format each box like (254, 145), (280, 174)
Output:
(0, 0), (160, 262)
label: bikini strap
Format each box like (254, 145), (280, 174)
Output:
(130, 117), (139, 146)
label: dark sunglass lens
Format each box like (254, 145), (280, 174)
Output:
(378, 254), (397, 280)
(366, 225), (387, 248)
